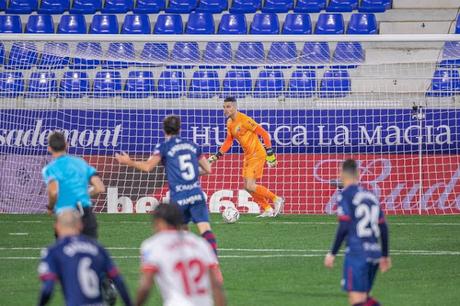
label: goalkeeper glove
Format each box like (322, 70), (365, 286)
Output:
(265, 147), (277, 168)
(208, 152), (223, 164)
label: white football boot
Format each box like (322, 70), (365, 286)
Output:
(256, 207), (274, 218)
(273, 197), (285, 217)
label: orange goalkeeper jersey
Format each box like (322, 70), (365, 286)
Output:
(225, 112), (265, 157)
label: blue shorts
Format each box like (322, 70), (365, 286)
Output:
(342, 255), (379, 293)
(172, 199), (209, 224)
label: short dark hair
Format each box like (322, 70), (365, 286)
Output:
(342, 159), (359, 177)
(48, 132), (66, 152)
(152, 204), (183, 228)
(163, 116), (181, 135)
(224, 96), (237, 103)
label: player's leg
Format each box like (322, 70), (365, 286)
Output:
(365, 261), (381, 306)
(343, 256), (369, 306)
(80, 206), (98, 240)
(190, 199), (219, 255)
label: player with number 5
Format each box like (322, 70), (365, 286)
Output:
(115, 116), (219, 257)
(324, 159), (391, 306)
(208, 97), (285, 218)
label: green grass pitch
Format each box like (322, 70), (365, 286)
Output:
(1, 214), (459, 305)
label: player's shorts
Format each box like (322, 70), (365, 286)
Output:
(81, 206), (98, 239)
(173, 193), (209, 224)
(342, 255), (379, 293)
(242, 152), (266, 179)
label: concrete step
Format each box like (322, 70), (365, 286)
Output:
(380, 21), (455, 34)
(393, 0), (460, 9)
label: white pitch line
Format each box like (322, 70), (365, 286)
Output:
(8, 233), (29, 236)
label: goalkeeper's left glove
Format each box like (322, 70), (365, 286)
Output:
(265, 147), (277, 168)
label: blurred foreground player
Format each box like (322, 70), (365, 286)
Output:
(115, 116), (219, 256)
(37, 209), (132, 306)
(136, 204), (226, 306)
(42, 131), (105, 239)
(208, 97), (284, 217)
(324, 159), (391, 306)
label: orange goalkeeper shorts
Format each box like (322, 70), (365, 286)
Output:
(242, 152), (266, 179)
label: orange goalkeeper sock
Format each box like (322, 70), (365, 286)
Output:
(251, 192), (272, 211)
(254, 185), (277, 203)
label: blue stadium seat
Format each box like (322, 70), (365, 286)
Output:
(170, 42), (200, 69)
(71, 42), (102, 69)
(140, 43), (169, 65)
(93, 71), (122, 98)
(426, 69), (460, 97)
(37, 42), (70, 69)
(294, 0), (326, 13)
(299, 42), (330, 68)
(254, 70), (285, 98)
(332, 42), (364, 68)
(287, 69), (316, 98)
(0, 15), (22, 33)
(250, 13), (279, 34)
(347, 13), (378, 34)
(103, 42), (135, 69)
(58, 15), (87, 33)
(319, 69), (351, 98)
(359, 0), (387, 12)
(196, 0), (227, 13)
(315, 14), (345, 34)
(90, 14), (119, 34)
(456, 16), (460, 34)
(5, 42), (38, 69)
(157, 70), (186, 98)
(202, 41), (232, 69)
(222, 70), (252, 98)
(165, 0), (198, 13)
(6, 0), (38, 14)
(282, 13), (312, 34)
(38, 0), (70, 14)
(0, 72), (24, 97)
(218, 13), (247, 34)
(233, 42), (265, 69)
(266, 42), (297, 69)
(0, 0), (6, 11)
(0, 43), (4, 65)
(134, 0), (165, 13)
(262, 0), (293, 13)
(59, 71), (90, 98)
(70, 0), (102, 14)
(121, 14), (151, 34)
(440, 42), (460, 68)
(327, 0), (357, 12)
(186, 12), (215, 34)
(25, 15), (54, 33)
(123, 71), (155, 98)
(102, 0), (133, 13)
(188, 70), (220, 98)
(27, 72), (57, 98)
(229, 0), (260, 14)
(154, 14), (183, 34)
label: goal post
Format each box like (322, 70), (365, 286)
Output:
(0, 33), (459, 215)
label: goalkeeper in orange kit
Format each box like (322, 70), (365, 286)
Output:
(208, 97), (285, 217)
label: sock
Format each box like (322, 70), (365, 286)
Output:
(254, 185), (277, 202)
(202, 230), (218, 256)
(366, 297), (381, 306)
(352, 304), (365, 306)
(251, 192), (272, 211)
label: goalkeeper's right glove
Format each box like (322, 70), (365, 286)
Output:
(208, 152), (223, 164)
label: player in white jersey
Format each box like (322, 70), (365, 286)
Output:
(136, 204), (226, 306)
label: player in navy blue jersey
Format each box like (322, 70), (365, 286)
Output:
(324, 159), (391, 306)
(42, 132), (105, 239)
(115, 115), (219, 256)
(37, 209), (132, 306)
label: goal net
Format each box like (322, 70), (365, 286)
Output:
(0, 34), (459, 215)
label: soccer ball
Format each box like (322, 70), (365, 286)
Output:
(222, 206), (240, 224)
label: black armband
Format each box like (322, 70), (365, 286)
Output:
(265, 147), (274, 156)
(215, 151), (223, 158)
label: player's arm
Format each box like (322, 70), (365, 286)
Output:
(101, 248), (133, 306)
(37, 250), (58, 306)
(115, 152), (161, 173)
(209, 129), (233, 163)
(46, 180), (58, 214)
(324, 202), (351, 269)
(254, 125), (277, 167)
(378, 213), (391, 273)
(89, 175), (105, 197)
(198, 156), (212, 175)
(135, 270), (155, 306)
(209, 266), (227, 306)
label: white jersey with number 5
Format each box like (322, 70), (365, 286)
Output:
(140, 230), (218, 306)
